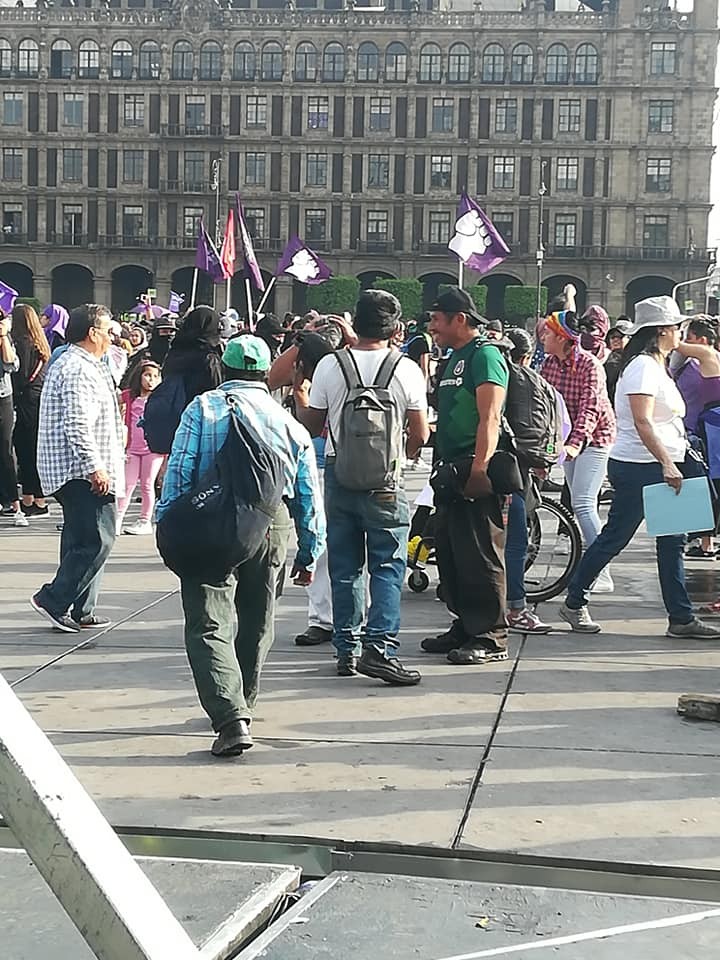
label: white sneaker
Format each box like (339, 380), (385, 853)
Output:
(123, 519), (153, 536)
(556, 533), (570, 556)
(591, 568), (614, 594)
(559, 602), (601, 634)
(13, 510), (29, 527)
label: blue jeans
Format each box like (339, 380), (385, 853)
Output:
(566, 459), (693, 625)
(563, 445), (609, 548)
(324, 463), (409, 657)
(36, 480), (117, 621)
(505, 492), (528, 611)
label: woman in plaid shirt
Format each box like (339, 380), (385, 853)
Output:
(541, 309), (616, 592)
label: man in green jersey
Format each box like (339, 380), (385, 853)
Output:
(424, 287), (509, 665)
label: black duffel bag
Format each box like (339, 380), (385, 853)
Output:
(156, 398), (285, 581)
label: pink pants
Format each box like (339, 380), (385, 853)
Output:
(117, 452), (165, 523)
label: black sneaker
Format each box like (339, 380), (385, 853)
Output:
(421, 621), (467, 654)
(337, 654), (358, 676)
(295, 626), (333, 646)
(356, 647), (421, 686)
(447, 639), (509, 665)
(30, 594), (80, 633)
(211, 719), (253, 757)
(21, 503), (49, 518)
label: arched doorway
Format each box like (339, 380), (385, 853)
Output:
(51, 264), (94, 309)
(357, 269), (396, 291)
(111, 265), (154, 313)
(418, 271), (459, 309)
(481, 273), (523, 321)
(171, 267), (212, 311)
(0, 261), (33, 298)
(625, 275), (675, 314)
(231, 270), (276, 317)
(292, 279), (308, 316)
(543, 275), (588, 315)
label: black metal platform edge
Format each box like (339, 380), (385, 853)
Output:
(3, 822), (719, 904)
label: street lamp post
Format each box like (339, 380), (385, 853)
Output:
(535, 160), (547, 321)
(210, 158), (223, 310)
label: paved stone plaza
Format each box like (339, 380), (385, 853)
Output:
(2, 467), (720, 869)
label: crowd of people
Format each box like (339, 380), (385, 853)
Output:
(2, 284), (720, 757)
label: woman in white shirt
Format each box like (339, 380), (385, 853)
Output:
(559, 296), (720, 640)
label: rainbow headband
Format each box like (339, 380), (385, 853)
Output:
(546, 310), (580, 343)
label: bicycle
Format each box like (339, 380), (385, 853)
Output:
(524, 493), (582, 604)
(407, 489), (582, 605)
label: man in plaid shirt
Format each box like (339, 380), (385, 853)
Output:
(32, 304), (124, 634)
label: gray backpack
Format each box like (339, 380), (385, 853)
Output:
(329, 349), (404, 491)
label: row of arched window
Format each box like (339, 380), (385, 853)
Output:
(0, 38), (600, 84)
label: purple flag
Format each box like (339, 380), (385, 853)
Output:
(276, 237), (332, 285)
(195, 221), (227, 284)
(168, 290), (185, 314)
(0, 279), (18, 314)
(236, 195), (265, 292)
(448, 192), (510, 275)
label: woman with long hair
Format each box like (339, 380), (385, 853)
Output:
(560, 296), (720, 640)
(10, 303), (51, 517)
(541, 307), (616, 592)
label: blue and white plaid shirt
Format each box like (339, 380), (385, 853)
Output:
(157, 381), (326, 570)
(38, 345), (125, 497)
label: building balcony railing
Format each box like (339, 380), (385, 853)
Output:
(1, 230), (26, 245)
(545, 245), (714, 262)
(51, 232), (86, 247)
(160, 180), (210, 194)
(355, 239), (392, 254)
(161, 124), (227, 138)
(101, 235), (159, 248)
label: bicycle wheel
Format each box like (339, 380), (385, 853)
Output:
(524, 495), (582, 604)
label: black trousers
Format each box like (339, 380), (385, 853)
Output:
(13, 399), (43, 498)
(435, 495), (507, 648)
(0, 394), (18, 505)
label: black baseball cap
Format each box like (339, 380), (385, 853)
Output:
(431, 286), (484, 326)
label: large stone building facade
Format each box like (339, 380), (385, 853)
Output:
(0, 0), (715, 317)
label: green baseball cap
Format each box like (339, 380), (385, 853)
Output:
(222, 335), (271, 372)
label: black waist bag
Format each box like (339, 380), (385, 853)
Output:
(156, 401), (285, 581)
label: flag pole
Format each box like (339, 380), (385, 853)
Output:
(245, 278), (254, 331)
(226, 276), (231, 313)
(189, 268), (199, 310)
(458, 261), (464, 288)
(255, 276), (276, 316)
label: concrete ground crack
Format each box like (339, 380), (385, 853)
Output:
(450, 635), (527, 850)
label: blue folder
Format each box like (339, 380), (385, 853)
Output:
(643, 476), (714, 538)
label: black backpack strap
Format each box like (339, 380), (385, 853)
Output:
(374, 349), (403, 389)
(334, 349), (363, 391)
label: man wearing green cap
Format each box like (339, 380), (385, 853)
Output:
(157, 335), (326, 758)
